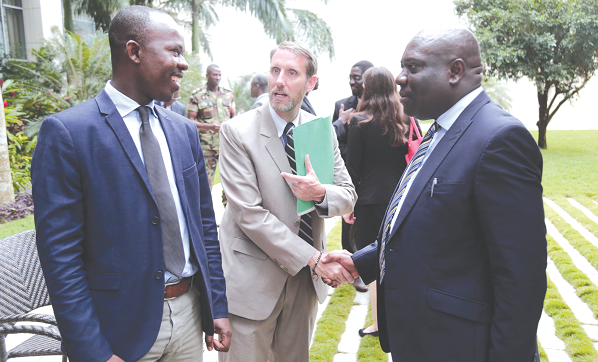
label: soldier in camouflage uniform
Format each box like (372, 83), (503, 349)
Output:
(188, 64), (236, 189)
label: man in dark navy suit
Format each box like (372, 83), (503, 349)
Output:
(32, 6), (230, 362)
(323, 29), (546, 362)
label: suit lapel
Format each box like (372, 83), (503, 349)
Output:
(261, 105), (294, 189)
(97, 90), (156, 202)
(156, 107), (186, 197)
(386, 91), (492, 240)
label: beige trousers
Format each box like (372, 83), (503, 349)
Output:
(139, 287), (204, 362)
(219, 267), (318, 362)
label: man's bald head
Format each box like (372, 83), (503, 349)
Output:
(411, 28), (483, 83)
(396, 28), (484, 120)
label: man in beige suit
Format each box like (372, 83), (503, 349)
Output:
(218, 42), (357, 362)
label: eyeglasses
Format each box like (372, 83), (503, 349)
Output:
(349, 75), (362, 82)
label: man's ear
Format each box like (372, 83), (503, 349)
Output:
(126, 40), (142, 64)
(306, 75), (318, 93)
(449, 58), (465, 85)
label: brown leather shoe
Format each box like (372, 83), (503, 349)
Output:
(352, 277), (368, 292)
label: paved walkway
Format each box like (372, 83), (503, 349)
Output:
(8, 184), (597, 361)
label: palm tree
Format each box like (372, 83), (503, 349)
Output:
(161, 0), (335, 58)
(75, 0), (129, 31)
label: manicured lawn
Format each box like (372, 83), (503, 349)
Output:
(0, 214), (34, 239)
(532, 130), (598, 197)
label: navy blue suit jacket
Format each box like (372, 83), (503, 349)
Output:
(353, 91), (546, 362)
(32, 89), (228, 362)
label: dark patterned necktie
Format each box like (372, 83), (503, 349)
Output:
(138, 106), (186, 277)
(283, 122), (313, 245)
(379, 122), (440, 282)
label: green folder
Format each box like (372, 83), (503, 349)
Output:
(293, 115), (334, 215)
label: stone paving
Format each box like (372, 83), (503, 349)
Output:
(6, 184), (597, 361)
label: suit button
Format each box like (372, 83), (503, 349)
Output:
(294, 220), (300, 227)
(155, 271), (163, 280)
(151, 216), (159, 225)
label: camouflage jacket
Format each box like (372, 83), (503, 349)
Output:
(188, 84), (236, 125)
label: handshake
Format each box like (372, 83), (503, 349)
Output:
(309, 250), (359, 288)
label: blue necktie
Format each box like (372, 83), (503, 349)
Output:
(283, 122), (313, 245)
(379, 122), (440, 282)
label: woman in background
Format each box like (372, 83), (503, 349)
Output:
(345, 66), (417, 337)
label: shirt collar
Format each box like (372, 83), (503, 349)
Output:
(435, 86), (483, 131)
(105, 80), (157, 119)
(269, 105), (301, 138)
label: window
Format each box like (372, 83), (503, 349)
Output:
(1, 0), (27, 59)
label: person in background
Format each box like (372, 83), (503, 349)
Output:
(31, 6), (230, 362)
(345, 66), (415, 337)
(188, 64), (236, 189)
(156, 90), (185, 116)
(323, 28), (546, 362)
(250, 74), (269, 110)
(301, 78), (318, 116)
(331, 60), (374, 292)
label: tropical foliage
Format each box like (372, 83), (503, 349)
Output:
(228, 73), (254, 114)
(482, 77), (512, 112)
(455, 0), (598, 149)
(160, 0), (335, 58)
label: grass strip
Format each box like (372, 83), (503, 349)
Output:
(551, 196), (598, 239)
(0, 214), (34, 239)
(309, 283), (356, 361)
(574, 196), (598, 221)
(547, 235), (598, 317)
(544, 275), (598, 361)
(357, 305), (388, 361)
(538, 339), (548, 362)
(545, 203), (598, 272)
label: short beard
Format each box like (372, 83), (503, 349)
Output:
(271, 99), (298, 113)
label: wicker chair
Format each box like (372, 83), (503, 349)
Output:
(0, 230), (67, 362)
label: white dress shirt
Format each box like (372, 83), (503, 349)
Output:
(104, 81), (197, 282)
(389, 87), (484, 230)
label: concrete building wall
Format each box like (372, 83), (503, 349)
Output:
(22, 0), (63, 59)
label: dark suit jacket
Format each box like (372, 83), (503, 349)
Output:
(31, 89), (228, 362)
(301, 96), (316, 116)
(156, 99), (186, 117)
(332, 95), (359, 161)
(352, 91), (546, 362)
(346, 115), (410, 205)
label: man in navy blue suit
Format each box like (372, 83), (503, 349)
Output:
(323, 29), (546, 362)
(32, 6), (230, 362)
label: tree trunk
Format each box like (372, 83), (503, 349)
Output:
(191, 0), (200, 55)
(63, 0), (74, 33)
(536, 90), (548, 149)
(0, 91), (15, 204)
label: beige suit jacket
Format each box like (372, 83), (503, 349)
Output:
(218, 104), (357, 320)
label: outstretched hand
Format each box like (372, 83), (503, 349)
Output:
(338, 104), (354, 125)
(309, 251), (354, 285)
(320, 250), (359, 287)
(281, 155), (326, 203)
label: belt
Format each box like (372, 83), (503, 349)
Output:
(164, 276), (192, 300)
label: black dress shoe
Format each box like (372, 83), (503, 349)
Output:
(352, 277), (368, 293)
(358, 328), (379, 337)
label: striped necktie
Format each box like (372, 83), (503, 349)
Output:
(379, 122), (440, 282)
(283, 122), (313, 245)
